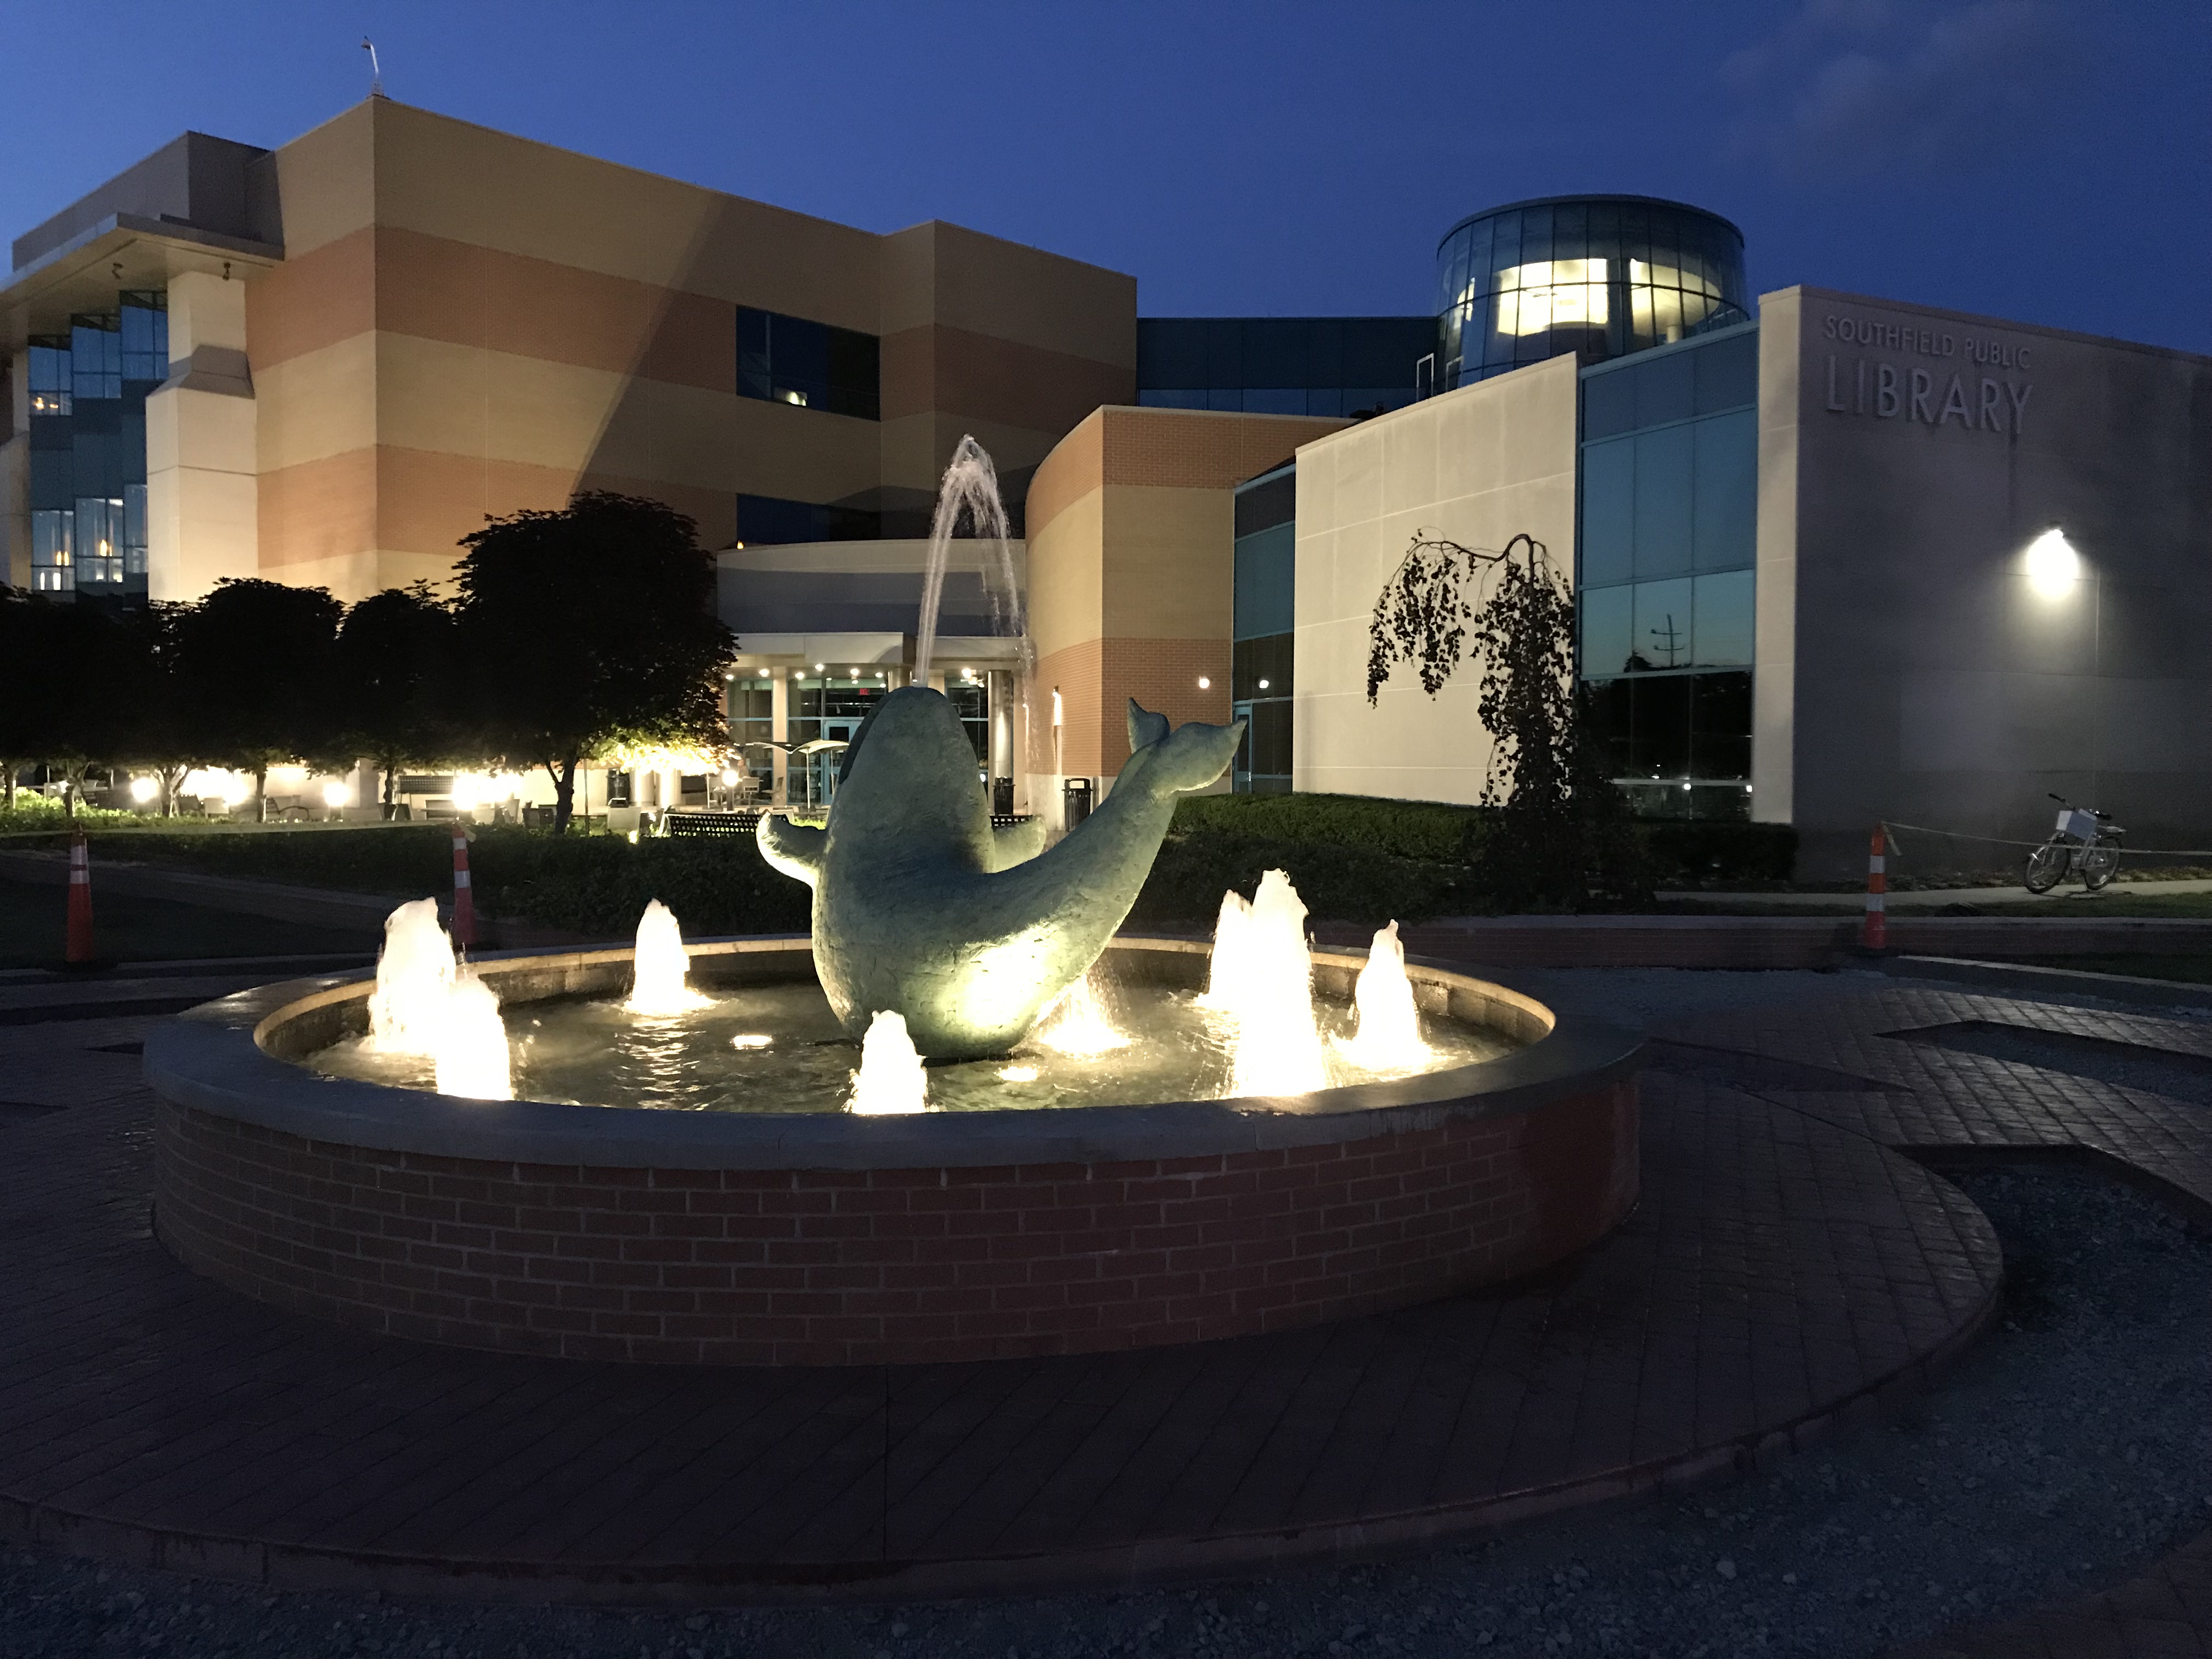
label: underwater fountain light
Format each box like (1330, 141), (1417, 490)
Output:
(435, 968), (513, 1101)
(1030, 973), (1131, 1056)
(1208, 871), (1329, 1097)
(997, 1064), (1039, 1082)
(1333, 921), (1431, 1074)
(849, 1010), (927, 1114)
(729, 1034), (772, 1049)
(625, 900), (710, 1016)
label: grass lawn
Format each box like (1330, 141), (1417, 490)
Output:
(0, 880), (381, 970)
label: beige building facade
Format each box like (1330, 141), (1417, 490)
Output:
(2, 98), (1135, 603)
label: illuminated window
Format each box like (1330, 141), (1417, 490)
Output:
(31, 510), (73, 591)
(736, 307), (879, 420)
(1628, 262), (1724, 344)
(27, 339), (71, 416)
(75, 497), (126, 584)
(1493, 259), (1609, 335)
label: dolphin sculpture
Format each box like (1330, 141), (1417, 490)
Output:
(758, 687), (1242, 1061)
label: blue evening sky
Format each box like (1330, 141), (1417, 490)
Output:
(3, 0), (2207, 353)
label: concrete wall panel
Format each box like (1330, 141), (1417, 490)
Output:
(1294, 356), (1579, 807)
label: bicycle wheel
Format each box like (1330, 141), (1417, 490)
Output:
(2024, 841), (2069, 894)
(2081, 841), (2120, 890)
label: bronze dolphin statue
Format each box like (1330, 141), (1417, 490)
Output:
(758, 687), (1242, 1061)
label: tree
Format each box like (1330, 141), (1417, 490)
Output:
(453, 492), (735, 832)
(336, 584), (465, 817)
(171, 579), (346, 821)
(0, 592), (156, 817)
(1368, 532), (1646, 909)
(117, 602), (202, 816)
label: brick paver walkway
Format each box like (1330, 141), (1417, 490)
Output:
(4, 964), (2212, 1655)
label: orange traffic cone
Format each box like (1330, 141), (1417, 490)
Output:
(450, 825), (476, 952)
(65, 828), (95, 964)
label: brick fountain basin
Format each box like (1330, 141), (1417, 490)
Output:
(142, 936), (1643, 1366)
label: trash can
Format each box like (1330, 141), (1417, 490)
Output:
(1062, 776), (1094, 831)
(992, 776), (1014, 816)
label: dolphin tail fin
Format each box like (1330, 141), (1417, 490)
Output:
(1127, 698), (1171, 754)
(1129, 710), (1245, 796)
(758, 815), (827, 887)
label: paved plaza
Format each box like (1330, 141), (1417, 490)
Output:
(2, 957), (2211, 1654)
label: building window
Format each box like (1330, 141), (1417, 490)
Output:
(31, 509), (74, 591)
(74, 497), (127, 585)
(28, 338), (72, 416)
(726, 682), (774, 789)
(1577, 326), (1758, 819)
(70, 314), (122, 402)
(1137, 318), (1434, 419)
(119, 290), (168, 383)
(734, 493), (880, 546)
(736, 307), (879, 420)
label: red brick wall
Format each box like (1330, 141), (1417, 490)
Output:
(153, 1081), (1638, 1367)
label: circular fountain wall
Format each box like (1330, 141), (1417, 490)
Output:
(145, 937), (1642, 1365)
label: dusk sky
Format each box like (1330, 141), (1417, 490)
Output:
(4, 0), (2207, 354)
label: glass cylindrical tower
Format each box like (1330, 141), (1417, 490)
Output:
(1435, 195), (1749, 390)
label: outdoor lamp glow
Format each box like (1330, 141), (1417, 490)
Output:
(720, 769), (741, 786)
(2023, 527), (2080, 599)
(128, 776), (158, 804)
(322, 782), (349, 809)
(1197, 676), (1210, 689)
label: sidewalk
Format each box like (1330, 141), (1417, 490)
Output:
(1657, 877), (2212, 909)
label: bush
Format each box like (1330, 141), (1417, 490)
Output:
(1132, 828), (1463, 929)
(38, 822), (812, 940)
(1170, 792), (1480, 864)
(1639, 820), (1798, 884)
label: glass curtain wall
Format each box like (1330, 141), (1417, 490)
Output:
(26, 290), (167, 596)
(1437, 197), (1748, 391)
(1138, 318), (1434, 419)
(786, 673), (890, 807)
(1577, 324), (1759, 819)
(1231, 464), (1297, 792)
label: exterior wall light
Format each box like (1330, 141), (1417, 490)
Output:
(758, 667), (770, 676)
(2023, 526), (2081, 599)
(1197, 676), (1211, 690)
(1257, 678), (1269, 690)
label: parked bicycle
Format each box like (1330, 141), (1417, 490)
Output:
(2024, 794), (2124, 893)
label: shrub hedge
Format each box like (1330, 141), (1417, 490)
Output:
(27, 793), (1802, 939)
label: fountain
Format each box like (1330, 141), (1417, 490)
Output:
(143, 437), (1643, 1369)
(625, 899), (710, 1015)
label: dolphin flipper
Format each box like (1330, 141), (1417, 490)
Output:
(1127, 698), (1171, 754)
(757, 816), (827, 887)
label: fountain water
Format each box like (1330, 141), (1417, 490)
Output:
(849, 1009), (927, 1114)
(1210, 870), (1331, 1097)
(625, 899), (710, 1015)
(1333, 920), (1432, 1073)
(434, 967), (514, 1101)
(366, 898), (456, 1057)
(1029, 972), (1131, 1056)
(912, 435), (1029, 690)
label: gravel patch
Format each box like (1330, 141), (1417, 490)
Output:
(3, 1161), (2205, 1659)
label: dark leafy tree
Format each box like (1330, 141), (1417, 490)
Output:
(0, 594), (157, 816)
(453, 492), (735, 832)
(336, 584), (466, 818)
(171, 579), (346, 821)
(118, 602), (202, 816)
(1367, 531), (1647, 909)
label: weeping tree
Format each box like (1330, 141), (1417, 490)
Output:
(1368, 532), (1645, 909)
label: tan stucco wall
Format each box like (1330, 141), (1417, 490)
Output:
(1027, 406), (1345, 780)
(1293, 354), (1580, 805)
(225, 97), (1136, 601)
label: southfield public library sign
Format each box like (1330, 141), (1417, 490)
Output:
(1819, 308), (2034, 435)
